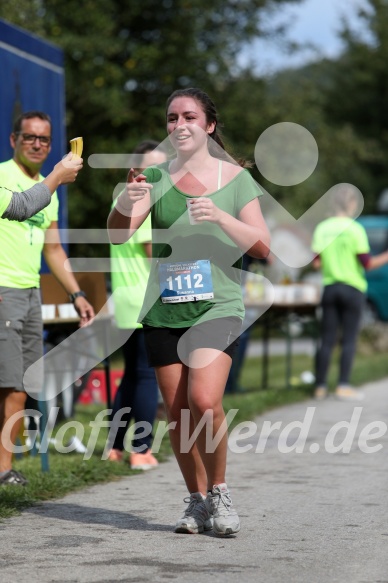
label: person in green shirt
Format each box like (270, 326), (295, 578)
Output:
(108, 87), (270, 536)
(0, 153), (83, 221)
(0, 111), (94, 487)
(108, 140), (167, 470)
(312, 185), (388, 401)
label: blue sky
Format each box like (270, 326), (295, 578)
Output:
(240, 0), (369, 74)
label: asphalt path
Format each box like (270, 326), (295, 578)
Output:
(1, 378), (388, 582)
(246, 338), (315, 357)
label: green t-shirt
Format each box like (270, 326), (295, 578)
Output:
(312, 216), (370, 292)
(139, 163), (263, 328)
(0, 159), (59, 288)
(0, 186), (12, 217)
(110, 214), (152, 329)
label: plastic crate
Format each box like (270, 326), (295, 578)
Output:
(78, 369), (123, 404)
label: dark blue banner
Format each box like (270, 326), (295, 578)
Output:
(0, 19), (67, 235)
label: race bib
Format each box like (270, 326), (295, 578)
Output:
(158, 260), (214, 303)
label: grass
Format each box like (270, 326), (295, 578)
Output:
(226, 347), (388, 425)
(1, 342), (387, 521)
(0, 405), (171, 520)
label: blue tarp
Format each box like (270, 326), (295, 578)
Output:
(0, 18), (67, 231)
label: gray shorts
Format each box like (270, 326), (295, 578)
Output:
(0, 287), (43, 392)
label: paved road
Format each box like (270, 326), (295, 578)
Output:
(1, 378), (388, 582)
(247, 337), (315, 357)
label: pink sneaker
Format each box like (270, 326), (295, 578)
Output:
(130, 450), (159, 471)
(107, 449), (123, 462)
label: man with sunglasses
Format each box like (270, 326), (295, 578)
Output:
(0, 111), (94, 486)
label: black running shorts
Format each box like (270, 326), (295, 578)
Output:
(143, 317), (242, 367)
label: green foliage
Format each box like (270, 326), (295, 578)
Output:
(320, 0), (388, 207)
(0, 0), (46, 35)
(2, 0), (388, 242)
(0, 403), (170, 520)
(0, 0), (302, 252)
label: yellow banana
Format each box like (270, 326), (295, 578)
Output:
(69, 137), (83, 158)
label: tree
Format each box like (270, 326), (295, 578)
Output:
(322, 0), (388, 209)
(1, 0), (303, 245)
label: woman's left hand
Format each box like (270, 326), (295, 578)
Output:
(188, 197), (223, 224)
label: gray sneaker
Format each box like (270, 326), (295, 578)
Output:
(205, 483), (240, 536)
(0, 469), (28, 486)
(175, 492), (213, 534)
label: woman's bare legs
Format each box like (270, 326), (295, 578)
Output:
(188, 349), (232, 489)
(155, 349), (232, 493)
(188, 349), (240, 536)
(155, 363), (208, 495)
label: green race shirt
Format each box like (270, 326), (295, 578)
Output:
(0, 159), (59, 288)
(312, 216), (370, 292)
(139, 163), (263, 328)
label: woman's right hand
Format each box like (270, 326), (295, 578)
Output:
(126, 168), (153, 205)
(108, 165), (152, 243)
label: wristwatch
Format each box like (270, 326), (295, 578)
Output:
(69, 290), (87, 303)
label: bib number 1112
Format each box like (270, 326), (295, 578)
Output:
(166, 273), (203, 291)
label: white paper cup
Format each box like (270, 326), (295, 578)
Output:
(272, 285), (284, 303)
(303, 285), (318, 303)
(186, 199), (199, 225)
(41, 304), (56, 320)
(57, 303), (78, 319)
(283, 285), (295, 304)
